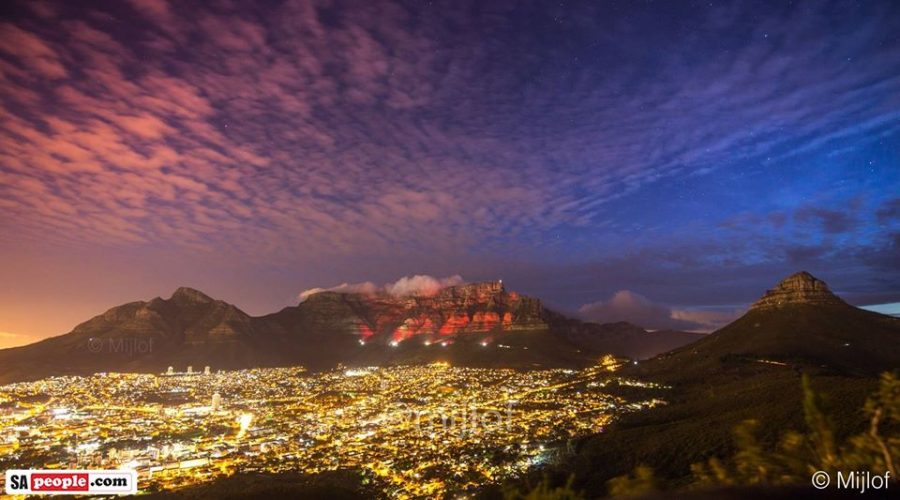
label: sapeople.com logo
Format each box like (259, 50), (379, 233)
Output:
(5, 469), (137, 494)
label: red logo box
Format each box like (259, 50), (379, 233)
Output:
(31, 473), (89, 492)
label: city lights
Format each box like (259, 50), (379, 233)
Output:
(0, 363), (665, 497)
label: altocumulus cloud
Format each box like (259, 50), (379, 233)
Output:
(1, 0), (898, 264)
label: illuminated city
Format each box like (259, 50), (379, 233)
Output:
(1, 0), (898, 497)
(0, 359), (665, 497)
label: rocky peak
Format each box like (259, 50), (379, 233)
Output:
(169, 287), (215, 305)
(436, 281), (504, 299)
(750, 271), (846, 310)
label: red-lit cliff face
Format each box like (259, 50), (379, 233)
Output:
(300, 281), (546, 343)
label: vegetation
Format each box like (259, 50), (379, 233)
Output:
(131, 470), (378, 500)
(503, 476), (584, 500)
(690, 372), (898, 487)
(606, 465), (658, 497)
(603, 372), (898, 496)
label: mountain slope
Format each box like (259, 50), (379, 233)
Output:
(546, 314), (706, 360)
(0, 288), (300, 384)
(637, 271), (900, 383)
(0, 282), (704, 384)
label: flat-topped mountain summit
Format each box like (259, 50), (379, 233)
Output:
(0, 282), (700, 384)
(296, 281), (546, 342)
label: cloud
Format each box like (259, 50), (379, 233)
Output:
(0, 23), (68, 78)
(297, 281), (379, 302)
(298, 274), (465, 302)
(876, 198), (900, 224)
(579, 290), (741, 332)
(0, 1), (896, 264)
(794, 207), (855, 234)
(384, 275), (465, 297)
(0, 331), (33, 349)
(669, 308), (745, 332)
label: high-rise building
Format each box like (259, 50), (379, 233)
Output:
(166, 366), (174, 375)
(187, 365), (193, 374)
(211, 392), (222, 411)
(204, 365), (210, 375)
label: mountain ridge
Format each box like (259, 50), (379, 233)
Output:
(0, 282), (701, 384)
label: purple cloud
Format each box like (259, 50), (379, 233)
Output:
(579, 290), (741, 332)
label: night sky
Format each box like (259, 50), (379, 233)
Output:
(1, 0), (898, 346)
